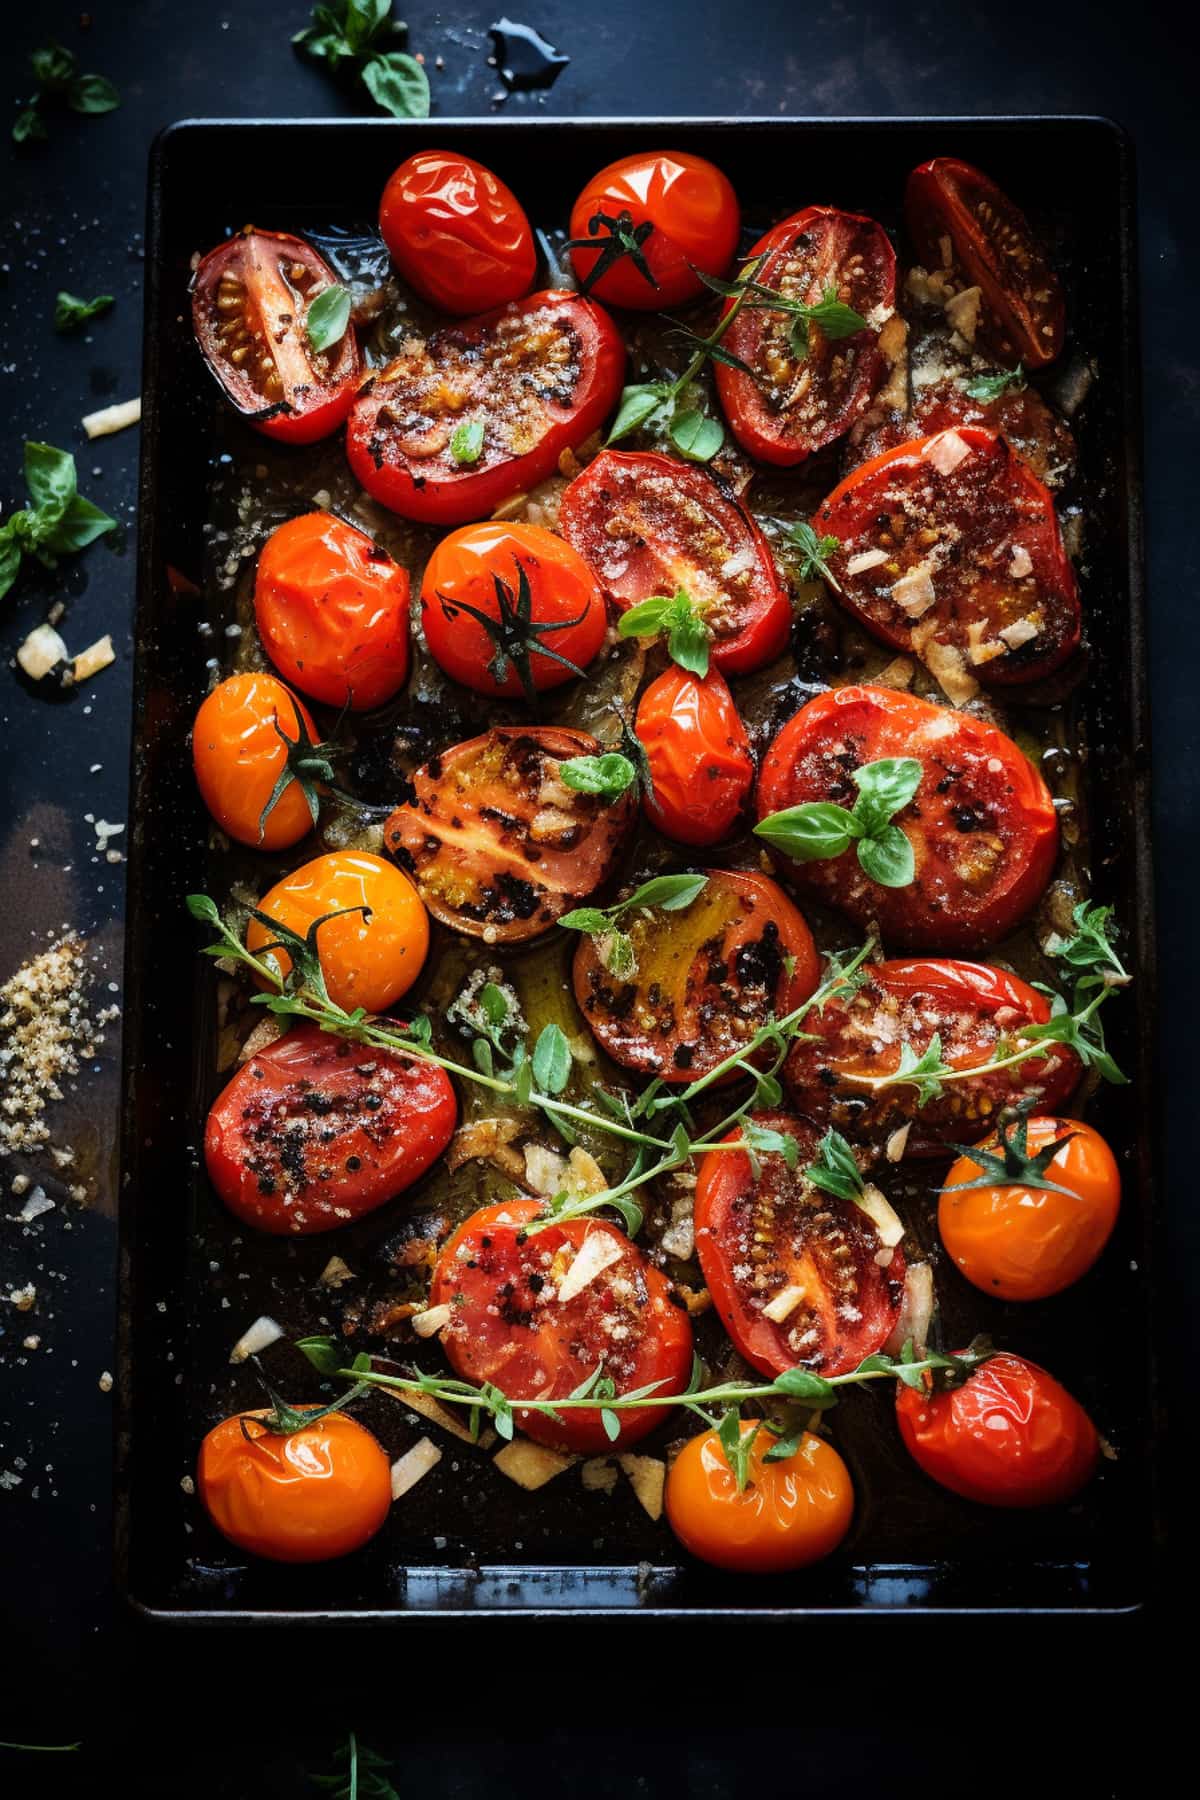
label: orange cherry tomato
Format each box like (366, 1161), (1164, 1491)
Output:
(635, 664), (754, 846)
(665, 1424), (854, 1572)
(245, 850), (428, 1014)
(197, 1408), (392, 1562)
(567, 150), (740, 310)
(939, 1115), (1120, 1300)
(192, 671), (320, 850)
(379, 150), (536, 315)
(253, 511), (411, 712)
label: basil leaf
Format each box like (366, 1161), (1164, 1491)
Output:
(668, 409), (723, 464)
(0, 531), (23, 601)
(12, 109), (48, 144)
(857, 823), (914, 888)
(345, 0), (391, 50)
(850, 756), (922, 836)
(450, 420), (485, 466)
(67, 73), (120, 114)
(623, 872), (707, 913)
(531, 1022), (572, 1096)
(306, 284), (351, 353)
(558, 753), (637, 799)
(31, 43), (76, 87)
(23, 442), (77, 515)
(360, 50), (430, 118)
(39, 493), (118, 554)
(55, 291), (114, 333)
(964, 363), (1025, 402)
(617, 595), (670, 639)
(557, 907), (610, 934)
(754, 802), (857, 862)
(606, 382), (668, 444)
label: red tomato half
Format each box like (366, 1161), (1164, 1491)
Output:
(192, 230), (359, 445)
(715, 206), (896, 465)
(429, 1198), (694, 1454)
(379, 150), (536, 314)
(345, 292), (625, 526)
(850, 373), (1076, 491)
(557, 450), (791, 675)
(905, 158), (1066, 369)
(567, 150), (740, 310)
(755, 684), (1058, 951)
(204, 1024), (456, 1234)
(635, 665), (754, 846)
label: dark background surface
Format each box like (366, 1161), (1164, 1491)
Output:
(0, 2), (1193, 1792)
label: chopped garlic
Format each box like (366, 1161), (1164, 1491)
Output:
(229, 1314), (283, 1363)
(923, 638), (979, 706)
(317, 1255), (355, 1289)
(1008, 544), (1033, 579)
(390, 1436), (441, 1500)
(617, 1454), (666, 1521)
(523, 1143), (567, 1195)
(493, 1438), (576, 1490)
(581, 1457), (619, 1494)
(854, 1182), (905, 1248)
(556, 1229), (625, 1305)
(82, 397), (141, 439)
(67, 635), (116, 685)
(891, 563), (937, 618)
(884, 1262), (934, 1358)
(926, 429), (971, 476)
(846, 547), (890, 577)
(762, 1283), (807, 1324)
(944, 286), (982, 346)
(885, 1123), (911, 1162)
(411, 1302), (453, 1339)
(238, 1015), (285, 1063)
(999, 617), (1040, 650)
(16, 624), (69, 681)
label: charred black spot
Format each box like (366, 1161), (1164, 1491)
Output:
(673, 1043), (695, 1070)
(734, 918), (782, 992)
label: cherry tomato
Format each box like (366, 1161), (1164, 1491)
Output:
(755, 684), (1059, 951)
(379, 150), (535, 314)
(420, 522), (607, 699)
(345, 292), (625, 526)
(666, 1424), (854, 1573)
(895, 1351), (1098, 1507)
(851, 371), (1076, 491)
(558, 450), (791, 675)
(429, 1198), (694, 1454)
(939, 1115), (1119, 1300)
(191, 229), (359, 445)
(384, 726), (634, 945)
(905, 158), (1066, 369)
(715, 206), (896, 465)
(635, 665), (754, 846)
(245, 851), (428, 1014)
(784, 958), (1080, 1156)
(573, 868), (820, 1082)
(567, 150), (740, 310)
(253, 511), (411, 712)
(204, 1023), (456, 1235)
(815, 428), (1080, 687)
(192, 672), (320, 851)
(197, 1408), (391, 1562)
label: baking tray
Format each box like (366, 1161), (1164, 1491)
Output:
(117, 116), (1159, 1622)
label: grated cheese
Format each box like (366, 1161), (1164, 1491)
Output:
(926, 429), (971, 476)
(846, 547), (890, 577)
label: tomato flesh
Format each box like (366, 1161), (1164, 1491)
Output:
(379, 150), (536, 315)
(850, 367), (1076, 491)
(635, 665), (754, 847)
(568, 150), (740, 310)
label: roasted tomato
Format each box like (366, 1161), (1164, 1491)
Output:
(420, 521), (607, 699)
(849, 364), (1077, 491)
(197, 1408), (392, 1561)
(784, 959), (1081, 1157)
(815, 428), (1080, 688)
(567, 150), (740, 310)
(939, 1115), (1119, 1300)
(193, 672), (320, 851)
(379, 150), (536, 314)
(557, 450), (791, 675)
(253, 512), (411, 712)
(245, 851), (429, 1013)
(755, 685), (1058, 951)
(572, 869), (820, 1082)
(635, 665), (754, 846)
(714, 206), (897, 465)
(191, 229), (359, 445)
(905, 158), (1066, 369)
(385, 727), (634, 945)
(665, 1424), (854, 1573)
(694, 1112), (906, 1378)
(345, 292), (625, 526)
(205, 1023), (456, 1234)
(895, 1351), (1098, 1507)
(429, 1198), (693, 1454)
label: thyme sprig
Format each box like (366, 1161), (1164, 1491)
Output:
(693, 267), (869, 360)
(310, 1732), (399, 1800)
(435, 558), (591, 708)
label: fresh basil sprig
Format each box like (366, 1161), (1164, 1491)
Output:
(617, 585), (712, 678)
(0, 442), (117, 602)
(964, 363), (1026, 402)
(560, 871), (708, 980)
(293, 1), (430, 118)
(754, 757), (922, 889)
(305, 283), (351, 353)
(54, 292), (114, 334)
(12, 42), (119, 143)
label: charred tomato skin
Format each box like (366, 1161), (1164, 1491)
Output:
(379, 150), (536, 314)
(635, 665), (755, 847)
(197, 1409), (392, 1562)
(568, 150), (740, 310)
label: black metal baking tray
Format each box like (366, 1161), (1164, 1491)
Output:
(117, 116), (1159, 1622)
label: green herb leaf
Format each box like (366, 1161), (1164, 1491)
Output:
(0, 443), (115, 598)
(667, 409), (723, 464)
(54, 291), (114, 333)
(306, 284), (352, 353)
(23, 440), (77, 515)
(893, 1034), (953, 1106)
(597, 928), (637, 980)
(31, 43), (76, 88)
(964, 363), (1025, 402)
(716, 1408), (759, 1491)
(850, 757), (922, 836)
(789, 521), (841, 584)
(762, 1427), (804, 1464)
(618, 586), (712, 678)
(773, 1368), (836, 1404)
(623, 872), (708, 913)
(531, 1022), (572, 1096)
(805, 1129), (865, 1203)
(558, 752), (637, 800)
(450, 419), (485, 466)
(40, 492), (118, 554)
(738, 1118), (799, 1169)
(186, 894), (221, 925)
(753, 801), (857, 862)
(360, 50), (430, 118)
(755, 757), (919, 890)
(606, 382), (669, 445)
(557, 906), (610, 934)
(12, 108), (48, 144)
(295, 1334), (345, 1377)
(67, 73), (120, 114)
(856, 823), (915, 888)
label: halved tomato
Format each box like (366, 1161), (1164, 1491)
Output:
(783, 959), (1082, 1157)
(755, 685), (1058, 951)
(572, 869), (820, 1082)
(849, 369), (1076, 491)
(345, 292), (625, 526)
(379, 150), (536, 315)
(815, 428), (1080, 687)
(694, 1112), (906, 1378)
(204, 1024), (456, 1234)
(635, 664), (754, 847)
(191, 229), (359, 445)
(714, 206), (897, 466)
(557, 450), (791, 675)
(905, 158), (1065, 369)
(566, 150), (740, 310)
(384, 726), (634, 944)
(428, 1198), (694, 1454)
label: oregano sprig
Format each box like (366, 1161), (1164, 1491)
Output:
(754, 756), (923, 888)
(693, 266), (869, 360)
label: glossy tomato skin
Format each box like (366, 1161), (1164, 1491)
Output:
(895, 1352), (1098, 1508)
(905, 158), (1065, 369)
(558, 451), (792, 675)
(429, 1198), (693, 1454)
(756, 684), (1059, 951)
(420, 522), (607, 697)
(568, 150), (740, 310)
(573, 869), (820, 1082)
(636, 666), (754, 846)
(379, 151), (536, 314)
(254, 511), (411, 712)
(205, 1023), (456, 1234)
(345, 292), (625, 526)
(192, 230), (359, 445)
(940, 1116), (1119, 1300)
(197, 1409), (392, 1561)
(192, 672), (319, 851)
(246, 851), (428, 1014)
(666, 1424), (854, 1573)
(716, 207), (897, 466)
